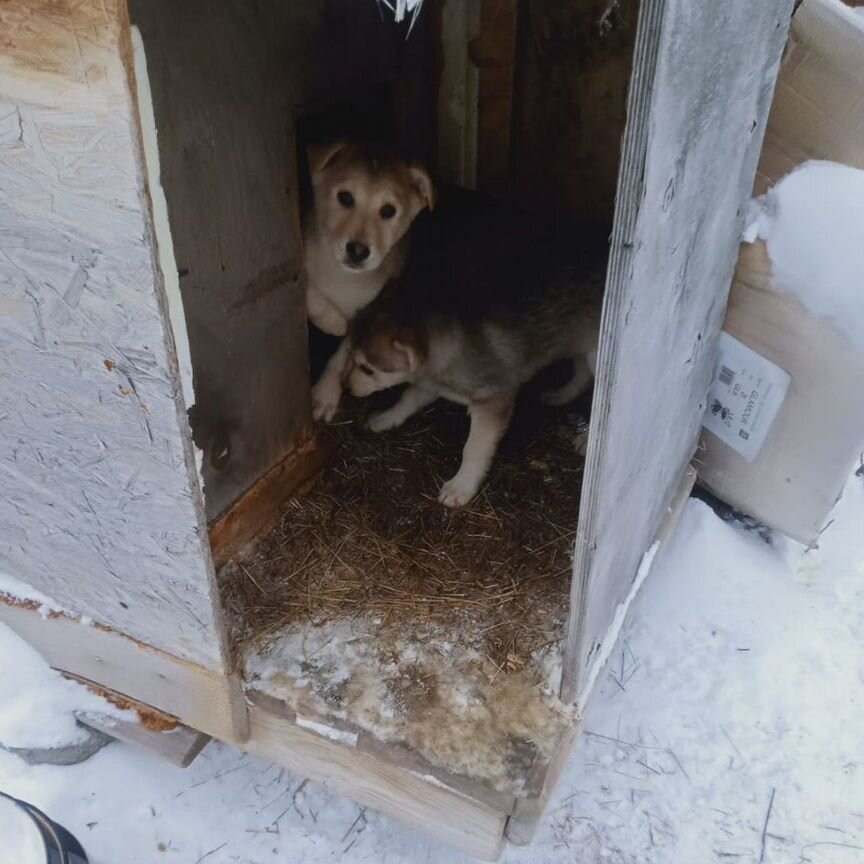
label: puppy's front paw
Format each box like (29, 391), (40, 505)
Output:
(318, 311), (348, 337)
(312, 379), (342, 423)
(308, 301), (348, 337)
(366, 409), (402, 433)
(574, 431), (589, 457)
(438, 474), (478, 509)
(541, 387), (571, 407)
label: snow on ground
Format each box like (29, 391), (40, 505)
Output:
(748, 161), (864, 352)
(0, 626), (132, 753)
(1, 472), (862, 863)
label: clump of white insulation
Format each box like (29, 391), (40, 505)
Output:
(745, 160), (864, 352)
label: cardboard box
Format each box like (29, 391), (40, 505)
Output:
(699, 0), (864, 544)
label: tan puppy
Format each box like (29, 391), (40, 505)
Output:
(304, 141), (435, 421)
(346, 264), (604, 508)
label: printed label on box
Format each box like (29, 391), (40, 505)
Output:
(702, 332), (791, 462)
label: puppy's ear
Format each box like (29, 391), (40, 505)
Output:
(393, 339), (419, 373)
(307, 141), (347, 178)
(408, 164), (436, 212)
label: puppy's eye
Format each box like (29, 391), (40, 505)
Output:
(337, 190), (354, 208)
(379, 204), (397, 220)
(359, 363), (375, 376)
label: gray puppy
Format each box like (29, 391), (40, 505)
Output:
(344, 195), (606, 507)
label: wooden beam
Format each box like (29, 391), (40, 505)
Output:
(505, 720), (580, 846)
(0, 598), (249, 744)
(209, 434), (328, 567)
(471, 0), (519, 195)
(65, 673), (211, 768)
(244, 694), (507, 861)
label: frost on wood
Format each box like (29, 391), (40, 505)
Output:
(0, 1), (223, 668)
(749, 160), (864, 353)
(247, 620), (571, 795)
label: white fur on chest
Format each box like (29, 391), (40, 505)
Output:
(304, 222), (404, 323)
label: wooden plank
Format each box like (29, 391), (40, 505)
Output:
(472, 0), (519, 196)
(435, 0), (481, 188)
(128, 1), (420, 520)
(505, 720), (580, 846)
(246, 690), (516, 815)
(70, 676), (211, 768)
(0, 0), (226, 669)
(509, 0), (639, 220)
(209, 434), (328, 568)
(244, 699), (508, 861)
(0, 598), (249, 743)
(561, 0), (795, 703)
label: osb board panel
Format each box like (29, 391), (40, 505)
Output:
(755, 0), (864, 194)
(509, 0), (639, 220)
(128, 1), (428, 520)
(0, 0), (225, 668)
(562, 0), (795, 701)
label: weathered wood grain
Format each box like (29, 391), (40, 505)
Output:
(128, 0), (426, 520)
(0, 0), (225, 668)
(0, 597), (248, 742)
(245, 697), (508, 861)
(562, 0), (795, 702)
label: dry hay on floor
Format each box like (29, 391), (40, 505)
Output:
(220, 377), (589, 676)
(221, 381), (589, 791)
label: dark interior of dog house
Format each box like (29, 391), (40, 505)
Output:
(131, 0), (639, 793)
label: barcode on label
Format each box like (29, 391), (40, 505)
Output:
(718, 365), (735, 386)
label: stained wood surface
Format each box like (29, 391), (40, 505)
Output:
(209, 433), (328, 569)
(0, 598), (248, 743)
(562, 0), (795, 702)
(70, 676), (212, 767)
(0, 0), (225, 668)
(510, 0), (639, 220)
(129, 1), (430, 520)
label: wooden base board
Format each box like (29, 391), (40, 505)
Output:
(243, 695), (510, 861)
(209, 433), (329, 568)
(0, 598), (248, 743)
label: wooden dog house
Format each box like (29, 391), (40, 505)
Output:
(0, 0), (793, 858)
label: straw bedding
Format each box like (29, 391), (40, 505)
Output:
(220, 372), (590, 675)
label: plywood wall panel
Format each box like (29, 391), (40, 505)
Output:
(0, 0), (225, 669)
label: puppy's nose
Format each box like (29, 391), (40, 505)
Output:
(346, 242), (370, 264)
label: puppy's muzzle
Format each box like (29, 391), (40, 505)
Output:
(345, 241), (370, 265)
